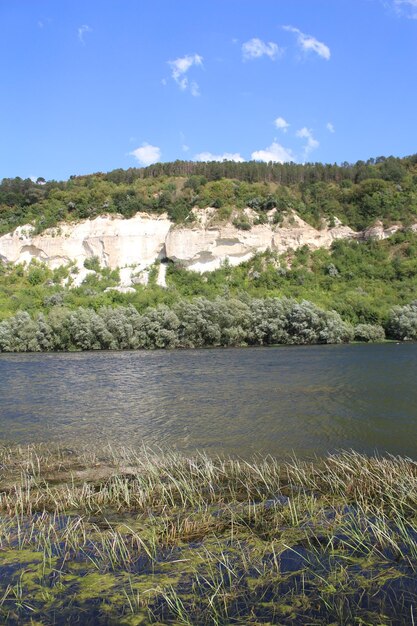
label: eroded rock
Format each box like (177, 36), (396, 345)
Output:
(0, 210), (412, 288)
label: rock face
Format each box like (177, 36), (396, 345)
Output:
(361, 220), (401, 241)
(166, 213), (357, 272)
(0, 214), (172, 269)
(0, 209), (410, 287)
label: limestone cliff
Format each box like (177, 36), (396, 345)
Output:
(0, 209), (407, 287)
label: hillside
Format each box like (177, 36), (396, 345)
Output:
(1, 157), (417, 349)
(1, 155), (417, 237)
(1, 156), (417, 285)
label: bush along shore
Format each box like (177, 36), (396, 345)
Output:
(0, 444), (416, 624)
(0, 296), (415, 352)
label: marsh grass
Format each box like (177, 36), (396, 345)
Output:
(0, 443), (416, 624)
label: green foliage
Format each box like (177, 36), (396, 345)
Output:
(1, 203), (417, 349)
(27, 266), (46, 286)
(354, 323), (386, 342)
(386, 301), (417, 340)
(232, 217), (251, 230)
(0, 295), (354, 352)
(1, 154), (417, 237)
(83, 256), (101, 271)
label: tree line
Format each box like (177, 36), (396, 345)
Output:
(1, 295), (413, 353)
(1, 154), (417, 236)
(104, 155), (416, 185)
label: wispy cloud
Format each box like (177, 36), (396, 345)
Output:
(78, 24), (92, 45)
(168, 54), (203, 95)
(195, 151), (245, 162)
(296, 127), (319, 158)
(393, 0), (417, 18)
(283, 26), (330, 60)
(251, 141), (294, 163)
(274, 116), (290, 132)
(38, 17), (52, 29)
(326, 122), (335, 133)
(180, 131), (189, 152)
(242, 38), (282, 61)
(130, 143), (161, 166)
(190, 82), (200, 97)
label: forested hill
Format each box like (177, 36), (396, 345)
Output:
(1, 154), (417, 236)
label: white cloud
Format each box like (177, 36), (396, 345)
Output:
(393, 0), (417, 18)
(38, 18), (52, 29)
(326, 122), (335, 133)
(283, 26), (330, 60)
(296, 127), (319, 157)
(274, 116), (290, 132)
(195, 151), (245, 162)
(251, 142), (294, 163)
(78, 24), (92, 44)
(168, 53), (203, 95)
(179, 131), (189, 152)
(242, 38), (282, 60)
(190, 81), (200, 97)
(130, 143), (161, 166)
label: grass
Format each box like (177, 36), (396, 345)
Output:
(0, 444), (416, 624)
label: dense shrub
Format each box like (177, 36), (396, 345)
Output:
(173, 299), (221, 347)
(354, 324), (385, 342)
(98, 305), (142, 350)
(386, 302), (417, 340)
(136, 305), (180, 349)
(232, 218), (251, 231)
(0, 311), (52, 352)
(0, 296), (356, 352)
(248, 297), (293, 345)
(286, 301), (353, 344)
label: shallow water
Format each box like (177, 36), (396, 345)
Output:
(0, 343), (416, 459)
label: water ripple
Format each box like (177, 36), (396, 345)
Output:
(0, 344), (416, 459)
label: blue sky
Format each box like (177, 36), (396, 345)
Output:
(1, 0), (417, 181)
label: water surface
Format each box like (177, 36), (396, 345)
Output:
(0, 343), (416, 459)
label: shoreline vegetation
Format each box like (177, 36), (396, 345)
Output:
(1, 158), (417, 354)
(1, 227), (417, 351)
(0, 296), (416, 353)
(0, 444), (416, 624)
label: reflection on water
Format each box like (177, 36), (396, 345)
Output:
(0, 344), (416, 459)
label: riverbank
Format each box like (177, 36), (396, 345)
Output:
(2, 295), (416, 354)
(0, 444), (416, 624)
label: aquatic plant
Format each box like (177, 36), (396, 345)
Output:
(0, 444), (416, 624)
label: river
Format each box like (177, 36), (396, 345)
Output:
(0, 343), (416, 459)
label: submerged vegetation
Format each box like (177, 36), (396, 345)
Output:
(0, 444), (416, 624)
(2, 159), (416, 622)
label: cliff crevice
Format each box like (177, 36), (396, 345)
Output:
(0, 210), (407, 287)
